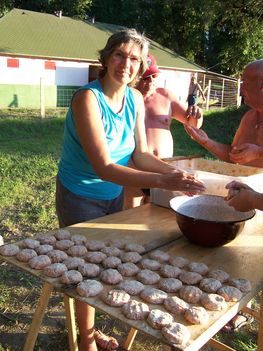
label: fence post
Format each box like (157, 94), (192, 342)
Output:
(221, 79), (225, 108)
(205, 79), (211, 111)
(40, 77), (45, 118)
(237, 78), (241, 107)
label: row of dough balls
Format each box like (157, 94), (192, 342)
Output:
(0, 238), (251, 296)
(0, 239), (251, 300)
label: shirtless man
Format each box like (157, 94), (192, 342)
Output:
(123, 54), (203, 208)
(187, 76), (206, 116)
(138, 54), (203, 159)
(184, 59), (263, 168)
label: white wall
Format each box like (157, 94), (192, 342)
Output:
(0, 56), (192, 95)
(157, 69), (191, 103)
(0, 56), (89, 86)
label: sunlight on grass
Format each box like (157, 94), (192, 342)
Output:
(233, 332), (257, 351)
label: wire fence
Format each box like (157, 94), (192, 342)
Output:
(197, 72), (240, 110)
(2, 75), (240, 118)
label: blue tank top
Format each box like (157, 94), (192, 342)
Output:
(58, 79), (136, 200)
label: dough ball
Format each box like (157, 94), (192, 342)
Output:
(184, 306), (209, 325)
(179, 271), (203, 285)
(60, 270), (83, 284)
(29, 255), (51, 269)
(124, 243), (145, 254)
(99, 269), (123, 285)
(147, 309), (173, 329)
(179, 285), (203, 304)
(122, 299), (150, 320)
(162, 322), (190, 346)
(77, 279), (103, 297)
(187, 262), (209, 275)
(117, 262), (140, 277)
(137, 269), (160, 285)
(16, 248), (37, 262)
(54, 229), (71, 240)
(158, 278), (182, 293)
(117, 280), (145, 295)
(149, 250), (170, 263)
(160, 264), (181, 278)
(44, 263), (68, 277)
(102, 289), (130, 307)
(140, 287), (168, 304)
(164, 296), (189, 315)
(168, 256), (189, 268)
(200, 293), (227, 311)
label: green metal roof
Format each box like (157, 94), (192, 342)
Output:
(0, 8), (205, 72)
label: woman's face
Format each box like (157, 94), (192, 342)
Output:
(106, 42), (142, 85)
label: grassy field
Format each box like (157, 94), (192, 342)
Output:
(0, 106), (258, 350)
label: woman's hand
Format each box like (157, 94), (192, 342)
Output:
(184, 125), (209, 146)
(161, 169), (206, 195)
(229, 143), (263, 165)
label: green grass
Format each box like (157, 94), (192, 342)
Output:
(0, 109), (67, 240)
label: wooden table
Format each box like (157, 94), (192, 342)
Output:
(1, 204), (263, 351)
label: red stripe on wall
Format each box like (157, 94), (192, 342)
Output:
(7, 58), (19, 68)
(45, 61), (56, 70)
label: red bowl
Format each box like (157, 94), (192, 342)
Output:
(170, 195), (255, 247)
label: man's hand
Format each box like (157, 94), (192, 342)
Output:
(184, 125), (209, 145)
(225, 181), (256, 212)
(229, 143), (263, 164)
(186, 105), (203, 119)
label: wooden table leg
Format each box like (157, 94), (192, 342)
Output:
(123, 327), (138, 350)
(208, 338), (235, 351)
(64, 295), (79, 351)
(257, 291), (263, 351)
(22, 282), (53, 351)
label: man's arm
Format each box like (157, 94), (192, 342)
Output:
(184, 125), (232, 162)
(169, 90), (203, 128)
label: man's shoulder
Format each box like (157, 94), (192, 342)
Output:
(156, 87), (172, 98)
(242, 108), (256, 120)
(239, 108), (257, 127)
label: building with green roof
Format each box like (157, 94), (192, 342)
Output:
(0, 8), (238, 109)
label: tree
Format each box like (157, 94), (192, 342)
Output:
(0, 0), (92, 19)
(206, 0), (263, 76)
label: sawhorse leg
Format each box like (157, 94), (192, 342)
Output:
(22, 282), (79, 351)
(123, 327), (138, 350)
(64, 294), (79, 351)
(257, 291), (263, 350)
(22, 282), (53, 351)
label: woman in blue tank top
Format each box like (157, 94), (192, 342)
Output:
(56, 29), (205, 351)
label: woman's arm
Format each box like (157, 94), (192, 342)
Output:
(73, 89), (205, 193)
